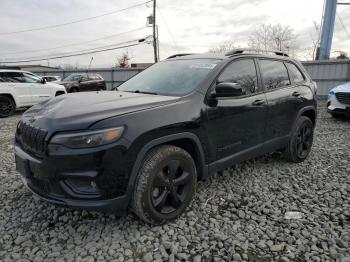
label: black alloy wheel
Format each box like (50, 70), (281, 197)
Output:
(0, 96), (15, 117)
(284, 116), (314, 163)
(296, 124), (313, 159)
(151, 159), (192, 214)
(132, 145), (196, 224)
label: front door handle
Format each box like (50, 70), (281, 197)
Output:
(292, 91), (301, 97)
(252, 99), (265, 106)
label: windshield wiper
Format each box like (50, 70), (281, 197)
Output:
(134, 90), (158, 95)
(122, 90), (158, 95)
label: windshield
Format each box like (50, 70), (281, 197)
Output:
(62, 74), (81, 82)
(118, 59), (219, 96)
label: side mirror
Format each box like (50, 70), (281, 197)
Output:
(41, 78), (46, 84)
(213, 82), (245, 98)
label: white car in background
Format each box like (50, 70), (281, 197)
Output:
(42, 75), (61, 82)
(0, 70), (66, 117)
(327, 81), (350, 118)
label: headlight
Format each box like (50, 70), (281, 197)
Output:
(50, 127), (124, 148)
(328, 90), (335, 101)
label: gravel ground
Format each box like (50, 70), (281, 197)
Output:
(0, 101), (349, 262)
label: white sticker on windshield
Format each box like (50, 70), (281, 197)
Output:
(190, 63), (217, 69)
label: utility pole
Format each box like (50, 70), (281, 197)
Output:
(318, 0), (337, 60)
(152, 0), (158, 62)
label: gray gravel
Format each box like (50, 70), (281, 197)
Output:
(0, 101), (350, 262)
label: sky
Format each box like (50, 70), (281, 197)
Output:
(0, 0), (349, 68)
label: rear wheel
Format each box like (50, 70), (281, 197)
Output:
(284, 116), (314, 163)
(131, 145), (197, 224)
(0, 95), (16, 118)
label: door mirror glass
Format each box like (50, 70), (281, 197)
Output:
(41, 78), (46, 84)
(214, 82), (245, 98)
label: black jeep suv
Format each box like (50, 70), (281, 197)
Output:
(15, 49), (317, 224)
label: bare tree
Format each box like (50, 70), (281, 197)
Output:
(310, 22), (321, 60)
(207, 41), (236, 54)
(248, 24), (298, 53)
(116, 52), (131, 68)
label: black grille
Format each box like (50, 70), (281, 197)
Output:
(17, 121), (48, 156)
(335, 92), (350, 105)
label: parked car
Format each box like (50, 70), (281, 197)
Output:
(15, 50), (317, 224)
(58, 73), (106, 93)
(0, 70), (66, 117)
(42, 76), (61, 82)
(327, 81), (350, 118)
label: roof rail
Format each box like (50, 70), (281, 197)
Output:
(166, 53), (196, 59)
(225, 48), (289, 57)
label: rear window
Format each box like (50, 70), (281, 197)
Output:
(286, 63), (305, 84)
(259, 60), (290, 90)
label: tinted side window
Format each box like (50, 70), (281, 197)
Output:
(259, 60), (290, 90)
(286, 63), (305, 84)
(217, 59), (259, 95)
(1, 72), (24, 83)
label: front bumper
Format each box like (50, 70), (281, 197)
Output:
(327, 95), (350, 116)
(15, 143), (132, 213)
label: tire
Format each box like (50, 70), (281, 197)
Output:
(284, 116), (314, 163)
(0, 95), (16, 118)
(331, 113), (343, 119)
(70, 87), (79, 93)
(131, 145), (197, 224)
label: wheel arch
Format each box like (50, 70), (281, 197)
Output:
(0, 93), (17, 108)
(55, 90), (66, 96)
(125, 132), (208, 201)
(298, 106), (317, 126)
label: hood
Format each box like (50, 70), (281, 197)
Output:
(22, 91), (180, 132)
(332, 82), (350, 93)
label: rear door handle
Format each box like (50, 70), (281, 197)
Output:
(292, 91), (301, 97)
(252, 99), (265, 106)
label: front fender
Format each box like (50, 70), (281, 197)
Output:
(124, 132), (208, 204)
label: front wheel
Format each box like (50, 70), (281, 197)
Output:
(284, 116), (314, 163)
(0, 96), (16, 118)
(131, 145), (197, 224)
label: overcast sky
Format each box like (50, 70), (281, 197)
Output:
(0, 0), (349, 68)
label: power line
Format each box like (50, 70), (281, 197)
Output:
(157, 5), (179, 51)
(0, 1), (152, 35)
(1, 37), (151, 61)
(0, 27), (148, 56)
(336, 12), (350, 40)
(2, 38), (142, 61)
(0, 37), (151, 63)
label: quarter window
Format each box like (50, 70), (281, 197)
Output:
(217, 59), (259, 95)
(286, 63), (305, 84)
(259, 60), (290, 90)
